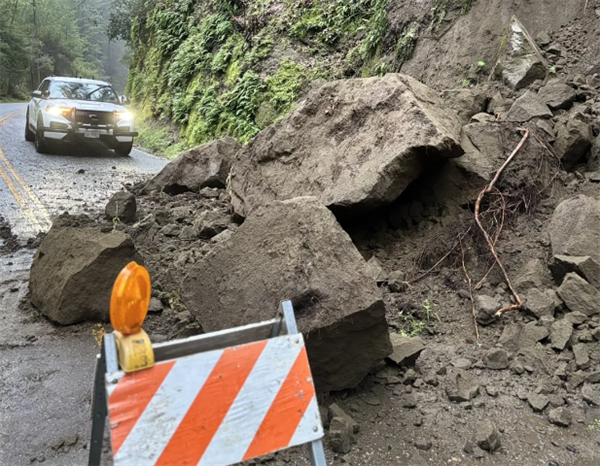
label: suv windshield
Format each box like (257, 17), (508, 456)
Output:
(48, 81), (119, 103)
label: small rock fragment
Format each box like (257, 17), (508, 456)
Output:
(105, 191), (137, 223)
(446, 369), (480, 403)
(475, 295), (501, 325)
(484, 349), (509, 370)
(550, 319), (573, 351)
(388, 335), (425, 366)
(365, 256), (387, 284)
(572, 343), (591, 369)
(148, 297), (163, 313)
(582, 384), (600, 406)
(528, 393), (549, 412)
(548, 407), (571, 427)
(506, 91), (552, 122)
(475, 419), (501, 452)
(557, 273), (600, 316)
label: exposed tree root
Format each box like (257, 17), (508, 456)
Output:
(459, 235), (479, 341)
(474, 128), (530, 316)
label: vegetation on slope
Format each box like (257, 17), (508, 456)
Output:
(111, 0), (472, 152)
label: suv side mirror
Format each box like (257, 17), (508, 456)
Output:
(32, 90), (42, 98)
(119, 95), (129, 105)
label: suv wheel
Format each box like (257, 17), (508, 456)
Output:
(114, 141), (133, 156)
(34, 117), (49, 154)
(24, 110), (35, 142)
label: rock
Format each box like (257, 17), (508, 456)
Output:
(452, 358), (473, 370)
(401, 394), (417, 409)
(514, 258), (547, 291)
(549, 196), (600, 264)
(537, 80), (577, 110)
(365, 256), (387, 284)
(414, 439), (432, 451)
(500, 322), (549, 352)
(484, 349), (509, 370)
(592, 327), (600, 341)
(572, 343), (591, 369)
(470, 113), (495, 123)
(387, 270), (407, 293)
(524, 288), (557, 319)
(557, 273), (600, 316)
(505, 91), (552, 122)
(388, 335), (425, 366)
(446, 369), (480, 403)
(536, 31), (551, 47)
(487, 92), (509, 114)
(160, 224), (181, 237)
(148, 297), (163, 313)
(29, 216), (142, 325)
(180, 197), (391, 392)
(564, 312), (588, 325)
(457, 122), (505, 182)
(328, 417), (355, 454)
(582, 384), (600, 406)
(554, 111), (593, 169)
(210, 229), (234, 244)
(588, 136), (600, 171)
(475, 419), (501, 452)
(403, 368), (418, 385)
(549, 255), (600, 289)
(230, 74), (463, 217)
(105, 191), (136, 223)
(193, 209), (230, 238)
(528, 393), (550, 412)
(548, 407), (571, 427)
(550, 319), (573, 351)
(328, 403), (359, 453)
(475, 294), (501, 325)
(493, 17), (548, 90)
(143, 138), (240, 194)
(441, 87), (488, 124)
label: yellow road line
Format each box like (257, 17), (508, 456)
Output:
(0, 109), (50, 232)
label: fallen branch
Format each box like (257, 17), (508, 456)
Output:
(474, 128), (530, 316)
(459, 235), (479, 341)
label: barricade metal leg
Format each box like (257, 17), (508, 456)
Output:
(280, 300), (298, 335)
(309, 439), (327, 466)
(89, 333), (118, 466)
(89, 346), (107, 465)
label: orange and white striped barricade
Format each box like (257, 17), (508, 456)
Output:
(89, 300), (327, 466)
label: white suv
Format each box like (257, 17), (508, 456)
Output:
(25, 76), (137, 156)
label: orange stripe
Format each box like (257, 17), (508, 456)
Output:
(108, 361), (175, 455)
(156, 340), (268, 466)
(243, 347), (315, 461)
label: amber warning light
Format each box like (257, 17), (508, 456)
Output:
(110, 262), (155, 372)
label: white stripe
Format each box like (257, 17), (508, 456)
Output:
(105, 371), (125, 398)
(288, 395), (324, 447)
(197, 336), (303, 466)
(113, 349), (224, 466)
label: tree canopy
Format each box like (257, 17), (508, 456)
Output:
(0, 0), (127, 98)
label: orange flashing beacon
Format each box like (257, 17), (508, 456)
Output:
(110, 261), (155, 373)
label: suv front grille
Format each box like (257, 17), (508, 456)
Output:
(75, 110), (114, 127)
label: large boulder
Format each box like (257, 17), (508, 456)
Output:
(181, 197), (391, 392)
(230, 74), (463, 217)
(29, 216), (143, 325)
(142, 137), (240, 194)
(492, 17), (548, 90)
(549, 195), (600, 264)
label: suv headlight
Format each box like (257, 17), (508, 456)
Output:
(115, 110), (133, 121)
(45, 105), (73, 118)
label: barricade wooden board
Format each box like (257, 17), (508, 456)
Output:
(105, 334), (323, 466)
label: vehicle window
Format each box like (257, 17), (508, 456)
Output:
(39, 80), (50, 92)
(48, 81), (119, 103)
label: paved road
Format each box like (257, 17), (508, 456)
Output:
(0, 103), (167, 465)
(0, 103), (166, 238)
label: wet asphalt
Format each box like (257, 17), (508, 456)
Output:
(0, 103), (167, 465)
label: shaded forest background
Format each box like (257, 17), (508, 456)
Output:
(0, 0), (128, 99)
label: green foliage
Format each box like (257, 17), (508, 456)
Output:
(589, 419), (600, 431)
(360, 0), (389, 59)
(395, 23), (418, 66)
(398, 298), (439, 337)
(265, 60), (309, 114)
